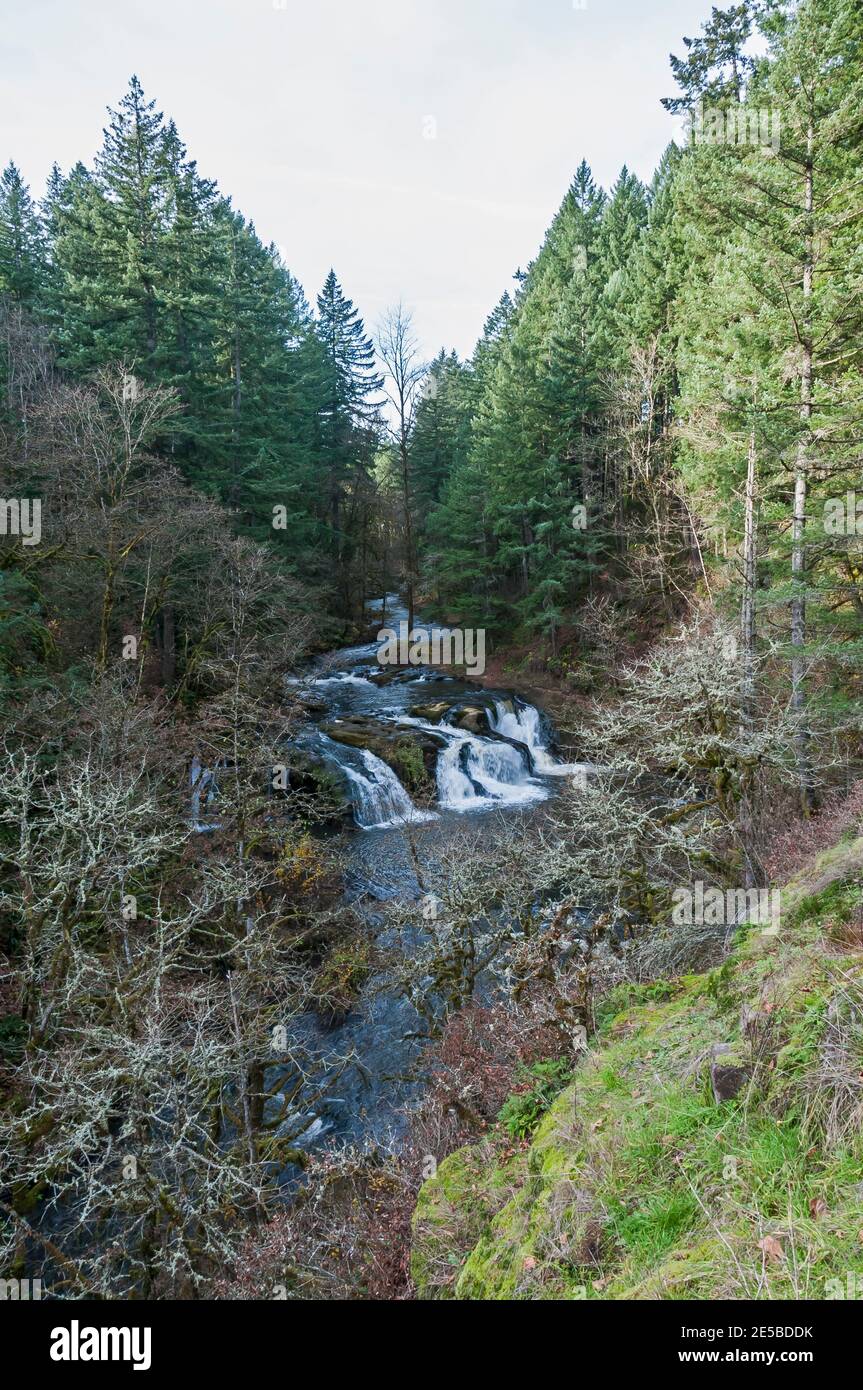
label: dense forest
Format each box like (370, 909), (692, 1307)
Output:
(3, 0), (863, 1305)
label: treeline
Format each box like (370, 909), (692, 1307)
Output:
(0, 76), (389, 643)
(0, 81), (395, 1293)
(409, 0), (863, 799)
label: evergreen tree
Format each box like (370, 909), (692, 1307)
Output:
(0, 162), (46, 305)
(410, 350), (471, 523)
(672, 0), (863, 808)
(661, 2), (756, 113)
(314, 269), (382, 580)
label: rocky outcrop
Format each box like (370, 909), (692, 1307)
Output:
(448, 704), (490, 733)
(322, 717), (447, 798)
(409, 700), (454, 724)
(410, 700), (493, 733)
(280, 750), (354, 826)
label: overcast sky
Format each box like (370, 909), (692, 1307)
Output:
(3, 0), (718, 362)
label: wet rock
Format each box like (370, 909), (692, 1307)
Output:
(297, 697), (328, 717)
(410, 701), (453, 723)
(322, 718), (446, 798)
(280, 750), (354, 826)
(447, 704), (490, 733)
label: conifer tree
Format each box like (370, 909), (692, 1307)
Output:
(314, 269), (382, 583)
(661, 3), (756, 113)
(0, 163), (46, 305)
(672, 0), (863, 809)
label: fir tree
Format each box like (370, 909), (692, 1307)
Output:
(314, 269), (382, 573)
(0, 162), (46, 305)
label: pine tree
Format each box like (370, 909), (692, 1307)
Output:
(410, 350), (470, 523)
(314, 269), (382, 584)
(0, 163), (46, 305)
(46, 79), (173, 373)
(661, 3), (756, 113)
(93, 75), (172, 364)
(672, 0), (863, 810)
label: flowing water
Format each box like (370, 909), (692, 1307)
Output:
(295, 600), (586, 827)
(245, 600), (586, 1162)
(339, 745), (438, 830)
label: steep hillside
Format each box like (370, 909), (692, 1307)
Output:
(412, 837), (863, 1300)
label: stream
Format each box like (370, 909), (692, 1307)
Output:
(272, 599), (586, 1166)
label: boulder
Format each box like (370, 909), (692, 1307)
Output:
(321, 717), (447, 798)
(447, 704), (490, 734)
(410, 700), (453, 724)
(280, 750), (354, 826)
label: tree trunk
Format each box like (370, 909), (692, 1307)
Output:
(792, 123), (816, 813)
(740, 421), (760, 886)
(160, 602), (176, 686)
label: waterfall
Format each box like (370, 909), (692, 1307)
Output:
(395, 711), (546, 811)
(434, 731), (545, 810)
(435, 737), (481, 806)
(300, 661), (586, 830)
(190, 755), (221, 832)
(488, 699), (576, 775)
(341, 748), (437, 831)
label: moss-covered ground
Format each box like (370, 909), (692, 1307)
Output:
(411, 837), (863, 1299)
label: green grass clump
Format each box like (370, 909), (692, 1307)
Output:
(498, 1059), (572, 1140)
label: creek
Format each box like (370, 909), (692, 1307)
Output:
(274, 598), (587, 1165)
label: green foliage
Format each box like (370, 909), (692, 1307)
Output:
(414, 836), (863, 1298)
(498, 1058), (572, 1139)
(0, 1014), (27, 1063)
(0, 162), (46, 305)
(20, 77), (387, 616)
(392, 739), (430, 796)
(608, 1191), (701, 1264)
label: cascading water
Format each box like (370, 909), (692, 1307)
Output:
(271, 607), (588, 1155)
(310, 673), (375, 689)
(488, 698), (578, 775)
(434, 732), (547, 809)
(190, 755), (222, 832)
(293, 628), (588, 831)
(340, 747), (437, 831)
(398, 712), (547, 811)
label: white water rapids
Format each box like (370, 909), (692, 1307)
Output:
(341, 747), (438, 831)
(198, 596), (589, 832)
(487, 699), (582, 776)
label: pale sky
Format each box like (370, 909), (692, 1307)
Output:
(2, 0), (719, 362)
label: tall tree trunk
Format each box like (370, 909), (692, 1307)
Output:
(401, 436), (415, 632)
(160, 602), (176, 686)
(741, 425), (757, 721)
(520, 514), (530, 596)
(231, 329), (242, 508)
(740, 420), (760, 887)
(792, 123), (816, 813)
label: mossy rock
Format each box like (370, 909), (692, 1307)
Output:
(322, 718), (446, 798)
(312, 936), (372, 1021)
(447, 704), (490, 734)
(281, 750), (353, 824)
(409, 701), (453, 723)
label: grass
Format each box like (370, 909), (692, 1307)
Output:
(411, 834), (863, 1300)
(498, 1059), (572, 1140)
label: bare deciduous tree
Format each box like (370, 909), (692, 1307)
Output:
(376, 306), (426, 631)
